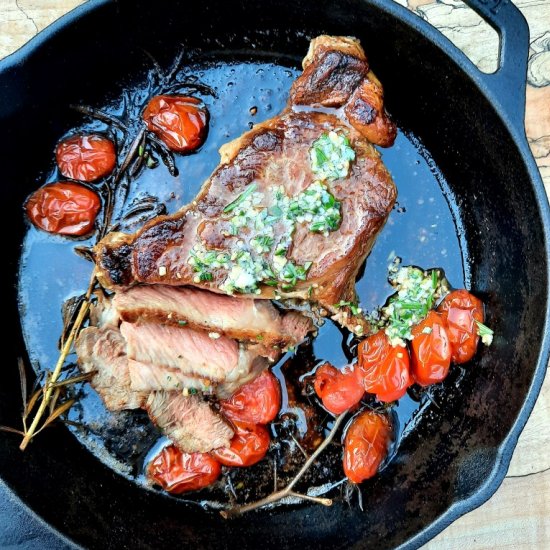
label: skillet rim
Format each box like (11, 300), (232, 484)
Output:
(1, 0), (549, 548)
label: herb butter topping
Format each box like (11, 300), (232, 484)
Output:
(188, 131), (356, 295)
(369, 260), (450, 346)
(310, 131), (356, 181)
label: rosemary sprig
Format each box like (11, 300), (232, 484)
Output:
(18, 270), (96, 450)
(220, 412), (348, 518)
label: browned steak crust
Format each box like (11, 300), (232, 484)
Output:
(93, 36), (397, 333)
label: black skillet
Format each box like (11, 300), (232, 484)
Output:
(1, 0), (549, 548)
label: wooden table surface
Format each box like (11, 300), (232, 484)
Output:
(1, 0), (549, 548)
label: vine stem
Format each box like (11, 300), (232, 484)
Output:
(19, 270), (97, 451)
(220, 412), (348, 519)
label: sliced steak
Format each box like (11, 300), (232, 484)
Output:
(126, 356), (264, 399)
(76, 326), (235, 452)
(145, 391), (234, 453)
(93, 36), (397, 334)
(127, 360), (208, 393)
(119, 321), (266, 384)
(112, 284), (312, 348)
(76, 326), (147, 410)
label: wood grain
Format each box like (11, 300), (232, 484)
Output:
(0, 0), (549, 548)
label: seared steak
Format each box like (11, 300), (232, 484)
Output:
(112, 284), (312, 348)
(145, 392), (234, 453)
(128, 360), (207, 392)
(76, 324), (236, 452)
(76, 326), (147, 410)
(120, 321), (264, 382)
(93, 36), (397, 334)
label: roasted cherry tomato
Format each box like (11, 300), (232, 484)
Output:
(221, 370), (281, 425)
(437, 290), (484, 364)
(25, 182), (101, 236)
(211, 422), (270, 467)
(343, 411), (392, 484)
(147, 445), (221, 494)
(142, 95), (208, 152)
(56, 134), (116, 182)
(314, 363), (364, 415)
(356, 330), (411, 402)
(410, 311), (451, 386)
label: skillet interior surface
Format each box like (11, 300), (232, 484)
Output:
(1, 0), (549, 548)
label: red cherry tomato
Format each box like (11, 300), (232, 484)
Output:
(221, 370), (281, 425)
(410, 311), (452, 386)
(437, 290), (484, 364)
(343, 411), (392, 484)
(313, 363), (364, 415)
(211, 422), (270, 467)
(147, 445), (221, 494)
(56, 134), (116, 182)
(25, 182), (101, 236)
(142, 95), (208, 152)
(356, 330), (411, 402)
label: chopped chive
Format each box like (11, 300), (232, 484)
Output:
(268, 205), (283, 218)
(475, 320), (494, 345)
(223, 183), (257, 213)
(396, 302), (425, 311)
(310, 221), (325, 232)
(146, 155), (158, 168)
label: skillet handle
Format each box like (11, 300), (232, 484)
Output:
(462, 0), (529, 129)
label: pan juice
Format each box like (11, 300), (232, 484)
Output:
(18, 58), (465, 506)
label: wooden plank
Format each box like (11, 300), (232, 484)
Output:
(0, 0), (548, 547)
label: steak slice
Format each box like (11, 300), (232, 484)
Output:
(145, 391), (234, 453)
(127, 360), (208, 393)
(119, 321), (267, 384)
(112, 284), (312, 348)
(127, 354), (266, 399)
(93, 36), (397, 334)
(76, 325), (235, 452)
(75, 326), (147, 410)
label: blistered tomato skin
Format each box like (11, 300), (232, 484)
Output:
(221, 370), (281, 425)
(142, 95), (208, 152)
(314, 363), (364, 414)
(25, 182), (101, 236)
(357, 330), (411, 402)
(147, 445), (221, 494)
(56, 134), (116, 182)
(411, 311), (452, 386)
(211, 422), (270, 467)
(343, 411), (392, 484)
(437, 290), (484, 364)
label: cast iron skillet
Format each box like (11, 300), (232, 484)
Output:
(1, 0), (549, 548)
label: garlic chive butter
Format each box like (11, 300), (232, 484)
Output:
(193, 130), (352, 295)
(310, 131), (356, 181)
